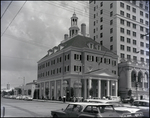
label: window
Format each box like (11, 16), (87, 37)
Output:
(120, 19), (124, 25)
(145, 21), (149, 26)
(120, 2), (124, 8)
(146, 59), (149, 64)
(127, 55), (131, 60)
(110, 11), (113, 17)
(110, 28), (113, 33)
(100, 17), (103, 22)
(141, 58), (144, 62)
(74, 54), (81, 60)
(140, 11), (143, 16)
(133, 32), (136, 37)
(110, 45), (113, 50)
(132, 15), (136, 20)
(146, 28), (149, 33)
(100, 25), (103, 30)
(145, 13), (148, 18)
(120, 10), (124, 16)
(127, 38), (131, 43)
(121, 53), (125, 58)
(132, 23), (136, 29)
(94, 14), (95, 18)
(126, 5), (130, 10)
(74, 65), (81, 72)
(133, 56), (137, 61)
(94, 7), (96, 11)
(140, 42), (144, 47)
(133, 48), (137, 53)
(93, 36), (95, 40)
(146, 43), (149, 49)
(140, 26), (143, 31)
(127, 46), (131, 52)
(140, 19), (143, 23)
(120, 36), (124, 42)
(87, 55), (94, 61)
(120, 27), (124, 33)
(93, 21), (95, 26)
(127, 21), (130, 27)
(100, 33), (103, 38)
(100, 2), (103, 7)
(110, 37), (113, 42)
(146, 36), (149, 41)
(127, 30), (130, 35)
(100, 9), (103, 14)
(146, 51), (149, 56)
(139, 3), (143, 8)
(132, 1), (136, 5)
(140, 34), (144, 39)
(140, 50), (144, 55)
(120, 45), (124, 50)
(110, 3), (113, 8)
(100, 41), (103, 45)
(133, 40), (136, 45)
(110, 20), (113, 25)
(132, 7), (136, 13)
(145, 6), (148, 10)
(126, 13), (130, 18)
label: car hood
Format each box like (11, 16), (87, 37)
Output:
(114, 107), (140, 113)
(101, 112), (120, 117)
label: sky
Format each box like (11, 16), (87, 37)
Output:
(1, 1), (89, 89)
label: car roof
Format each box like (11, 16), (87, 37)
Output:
(134, 100), (149, 103)
(69, 102), (112, 106)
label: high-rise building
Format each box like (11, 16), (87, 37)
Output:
(89, 1), (149, 99)
(89, 0), (149, 64)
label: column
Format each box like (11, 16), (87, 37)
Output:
(40, 83), (42, 98)
(84, 79), (87, 99)
(43, 82), (45, 98)
(98, 79), (101, 98)
(142, 77), (144, 90)
(61, 79), (63, 97)
(115, 81), (118, 96)
(126, 67), (132, 89)
(110, 81), (112, 96)
(49, 81), (51, 99)
(54, 80), (56, 99)
(107, 80), (110, 96)
(88, 78), (92, 97)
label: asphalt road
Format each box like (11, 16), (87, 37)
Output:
(1, 97), (68, 117)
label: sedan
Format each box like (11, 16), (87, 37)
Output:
(51, 102), (121, 117)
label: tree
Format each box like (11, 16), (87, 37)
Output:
(28, 89), (31, 95)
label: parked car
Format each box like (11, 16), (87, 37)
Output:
(122, 97), (131, 103)
(83, 99), (143, 117)
(51, 102), (121, 117)
(127, 100), (149, 117)
(24, 96), (33, 101)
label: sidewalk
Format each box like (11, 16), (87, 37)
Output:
(32, 99), (72, 104)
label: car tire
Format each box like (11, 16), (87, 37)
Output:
(53, 114), (58, 118)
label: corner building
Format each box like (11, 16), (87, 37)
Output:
(89, 1), (149, 99)
(37, 13), (118, 100)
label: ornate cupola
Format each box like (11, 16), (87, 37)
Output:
(69, 12), (80, 38)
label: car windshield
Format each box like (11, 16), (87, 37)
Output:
(98, 105), (115, 113)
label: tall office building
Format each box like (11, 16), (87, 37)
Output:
(89, 1), (149, 99)
(89, 0), (149, 64)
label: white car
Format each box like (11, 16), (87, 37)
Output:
(128, 100), (149, 117)
(24, 96), (33, 101)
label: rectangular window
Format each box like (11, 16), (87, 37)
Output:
(100, 33), (103, 38)
(74, 54), (81, 60)
(146, 59), (149, 64)
(133, 32), (136, 37)
(132, 7), (136, 13)
(145, 13), (148, 18)
(146, 36), (149, 41)
(100, 17), (103, 22)
(140, 26), (143, 31)
(100, 2), (103, 7)
(120, 2), (124, 8)
(133, 48), (137, 53)
(110, 36), (113, 42)
(127, 46), (131, 52)
(133, 56), (137, 61)
(120, 45), (124, 50)
(146, 43), (149, 49)
(132, 15), (136, 20)
(140, 3), (143, 8)
(94, 14), (95, 18)
(74, 65), (81, 72)
(127, 30), (130, 35)
(121, 53), (125, 58)
(146, 28), (149, 33)
(132, 23), (136, 29)
(120, 27), (124, 33)
(120, 19), (124, 25)
(110, 3), (113, 8)
(127, 5), (130, 10)
(127, 38), (131, 43)
(87, 55), (94, 61)
(140, 50), (144, 55)
(120, 36), (124, 42)
(146, 51), (149, 56)
(110, 28), (113, 33)
(127, 21), (130, 27)
(127, 55), (131, 60)
(126, 13), (130, 18)
(140, 11), (143, 16)
(145, 21), (149, 26)
(110, 20), (113, 25)
(120, 10), (124, 16)
(140, 18), (143, 23)
(110, 11), (113, 17)
(133, 40), (136, 45)
(100, 25), (103, 30)
(141, 58), (144, 62)
(140, 42), (144, 47)
(100, 9), (103, 14)
(110, 45), (113, 50)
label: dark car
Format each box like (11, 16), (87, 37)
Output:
(51, 102), (120, 117)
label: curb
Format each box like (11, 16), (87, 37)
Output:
(32, 99), (71, 104)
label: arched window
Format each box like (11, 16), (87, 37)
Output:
(138, 72), (143, 82)
(131, 71), (136, 82)
(144, 73), (148, 83)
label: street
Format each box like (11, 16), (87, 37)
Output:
(1, 97), (68, 117)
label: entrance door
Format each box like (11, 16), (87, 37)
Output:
(140, 95), (143, 100)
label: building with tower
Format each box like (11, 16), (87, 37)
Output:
(89, 1), (149, 99)
(37, 13), (119, 100)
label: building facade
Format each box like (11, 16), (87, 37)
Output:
(89, 1), (149, 99)
(37, 13), (119, 100)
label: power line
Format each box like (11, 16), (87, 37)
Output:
(1, 1), (27, 37)
(1, 1), (13, 19)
